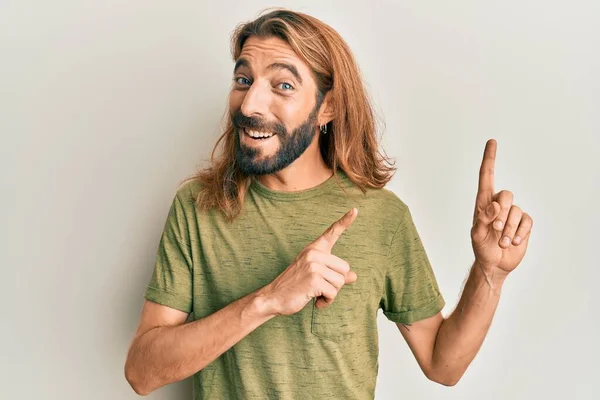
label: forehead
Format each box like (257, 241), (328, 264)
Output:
(237, 36), (311, 76)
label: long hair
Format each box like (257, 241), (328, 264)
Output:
(183, 8), (396, 221)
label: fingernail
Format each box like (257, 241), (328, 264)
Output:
(495, 220), (504, 230)
(514, 236), (521, 244)
(502, 236), (510, 246)
(487, 204), (495, 216)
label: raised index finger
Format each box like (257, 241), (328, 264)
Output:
(478, 139), (497, 197)
(313, 208), (358, 252)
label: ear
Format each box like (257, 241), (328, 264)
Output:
(317, 91), (335, 125)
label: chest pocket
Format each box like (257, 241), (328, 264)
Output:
(310, 263), (372, 342)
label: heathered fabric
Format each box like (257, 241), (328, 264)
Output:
(144, 169), (445, 399)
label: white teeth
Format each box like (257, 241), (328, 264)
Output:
(245, 128), (274, 138)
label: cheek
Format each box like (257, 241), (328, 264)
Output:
(229, 91), (244, 111)
(274, 98), (306, 128)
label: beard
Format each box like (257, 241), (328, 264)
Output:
(232, 102), (321, 176)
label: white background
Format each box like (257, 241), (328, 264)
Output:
(2, 1), (598, 399)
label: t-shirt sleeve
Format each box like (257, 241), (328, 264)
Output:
(380, 205), (445, 324)
(144, 191), (193, 313)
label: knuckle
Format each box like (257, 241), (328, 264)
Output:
(341, 261), (350, 272)
(330, 224), (342, 237)
(307, 262), (320, 272)
(303, 244), (315, 252)
(305, 249), (318, 261)
(327, 222), (338, 233)
(498, 190), (513, 204)
(310, 273), (321, 286)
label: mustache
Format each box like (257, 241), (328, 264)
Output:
(231, 109), (287, 136)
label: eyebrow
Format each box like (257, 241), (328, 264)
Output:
(267, 62), (303, 84)
(234, 58), (303, 84)
(234, 58), (249, 73)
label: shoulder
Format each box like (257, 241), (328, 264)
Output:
(349, 181), (411, 222)
(172, 177), (203, 210)
(338, 175), (413, 239)
(368, 187), (414, 234)
(370, 186), (409, 214)
(338, 170), (407, 209)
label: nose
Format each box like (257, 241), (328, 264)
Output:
(240, 80), (270, 118)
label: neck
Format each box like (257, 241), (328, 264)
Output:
(256, 137), (332, 192)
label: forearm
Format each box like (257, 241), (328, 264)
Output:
(430, 261), (507, 385)
(125, 288), (275, 395)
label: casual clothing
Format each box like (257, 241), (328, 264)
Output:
(145, 170), (445, 399)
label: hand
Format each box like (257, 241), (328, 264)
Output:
(471, 139), (534, 276)
(262, 208), (359, 317)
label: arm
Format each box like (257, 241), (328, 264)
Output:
(127, 198), (360, 395)
(395, 139), (533, 386)
(124, 289), (275, 396)
(397, 261), (506, 386)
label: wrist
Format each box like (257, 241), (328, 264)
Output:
(474, 261), (508, 291)
(251, 285), (279, 319)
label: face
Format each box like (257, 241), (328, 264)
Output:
(229, 36), (325, 176)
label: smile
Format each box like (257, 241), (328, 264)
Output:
(243, 127), (276, 140)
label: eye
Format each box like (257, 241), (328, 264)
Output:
(234, 77), (251, 86)
(278, 82), (294, 91)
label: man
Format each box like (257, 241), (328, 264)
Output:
(124, 8), (533, 399)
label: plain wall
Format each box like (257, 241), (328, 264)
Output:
(2, 1), (598, 399)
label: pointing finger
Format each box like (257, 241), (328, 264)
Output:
(477, 139), (497, 203)
(312, 208), (358, 252)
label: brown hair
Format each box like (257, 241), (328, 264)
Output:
(183, 8), (396, 221)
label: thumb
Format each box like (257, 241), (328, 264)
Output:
(472, 202), (500, 242)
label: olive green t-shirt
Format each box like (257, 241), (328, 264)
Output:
(144, 170), (445, 399)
